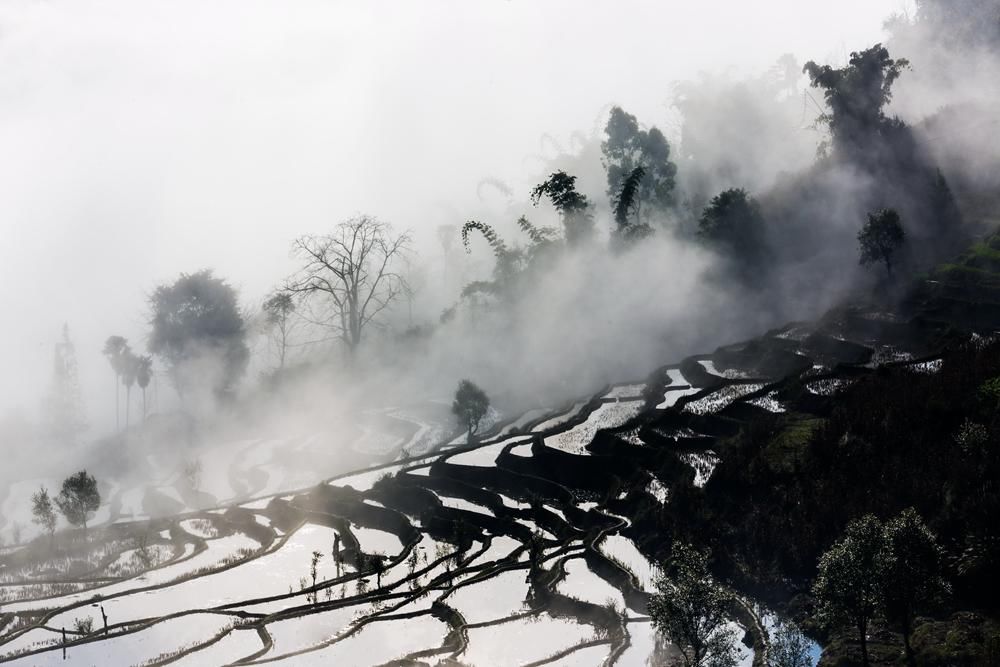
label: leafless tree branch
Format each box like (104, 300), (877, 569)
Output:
(284, 215), (412, 354)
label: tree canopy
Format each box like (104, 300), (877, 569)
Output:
(452, 379), (490, 443)
(803, 44), (909, 157)
(262, 292), (296, 370)
(812, 510), (946, 667)
(149, 270), (249, 398)
(649, 542), (739, 667)
(611, 166), (654, 249)
(31, 486), (57, 542)
(813, 514), (884, 667)
(54, 471), (100, 532)
(697, 188), (769, 279)
(767, 621), (813, 667)
(858, 208), (905, 278)
(601, 106), (677, 220)
(530, 171), (593, 246)
(880, 508), (949, 666)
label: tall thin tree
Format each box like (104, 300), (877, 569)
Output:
(262, 292), (296, 371)
(121, 352), (139, 429)
(102, 336), (130, 432)
(135, 355), (153, 421)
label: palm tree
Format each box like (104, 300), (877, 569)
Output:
(102, 336), (130, 431)
(121, 352), (140, 429)
(136, 355), (153, 421)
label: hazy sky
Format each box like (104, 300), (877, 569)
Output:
(0, 0), (910, 424)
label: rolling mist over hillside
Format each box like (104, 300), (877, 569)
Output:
(1, 1), (999, 665)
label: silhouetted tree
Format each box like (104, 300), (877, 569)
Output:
(452, 379), (490, 444)
(612, 166), (654, 248)
(614, 165), (645, 227)
(286, 216), (411, 356)
(515, 215), (558, 248)
(462, 220), (508, 261)
(55, 471), (100, 535)
(136, 355), (152, 420)
(309, 550), (323, 604)
(602, 106), (677, 220)
(149, 270), (249, 398)
(881, 508), (950, 667)
(102, 336), (130, 431)
(531, 171), (593, 245)
(858, 208), (905, 279)
(459, 219), (541, 305)
(31, 486), (57, 549)
(767, 620), (813, 667)
(813, 514), (884, 667)
(372, 552), (386, 588)
(262, 292), (296, 370)
(120, 351), (139, 429)
(698, 188), (769, 279)
(649, 542), (740, 667)
(803, 44), (909, 158)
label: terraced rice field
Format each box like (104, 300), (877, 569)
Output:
(0, 322), (901, 665)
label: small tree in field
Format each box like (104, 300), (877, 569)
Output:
(649, 542), (740, 667)
(767, 620), (813, 667)
(880, 508), (949, 667)
(31, 487), (57, 548)
(858, 208), (905, 279)
(813, 514), (883, 667)
(452, 380), (490, 444)
(814, 510), (949, 667)
(55, 471), (100, 534)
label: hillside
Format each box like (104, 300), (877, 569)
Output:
(2, 230), (999, 665)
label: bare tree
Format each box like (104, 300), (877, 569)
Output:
(286, 215), (411, 355)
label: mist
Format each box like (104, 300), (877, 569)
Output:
(6, 0), (978, 542)
(3, 5), (1000, 664)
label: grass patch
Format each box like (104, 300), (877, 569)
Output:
(968, 240), (1000, 264)
(762, 415), (824, 472)
(930, 233), (1000, 288)
(933, 263), (1000, 285)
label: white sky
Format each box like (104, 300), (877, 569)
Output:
(0, 0), (911, 424)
